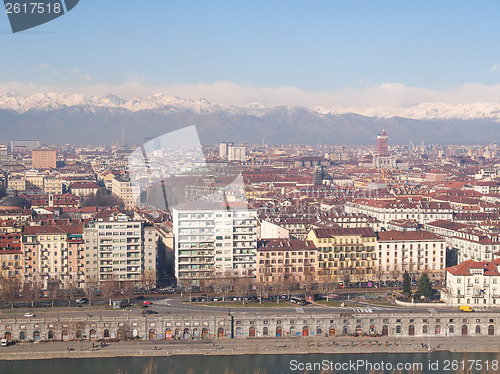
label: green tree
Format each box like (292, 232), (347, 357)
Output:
(402, 271), (411, 296)
(416, 273), (433, 298)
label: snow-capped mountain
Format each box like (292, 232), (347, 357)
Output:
(2, 91), (500, 121)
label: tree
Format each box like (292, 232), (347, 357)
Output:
(402, 271), (411, 296)
(81, 189), (125, 209)
(46, 277), (61, 307)
(416, 273), (433, 298)
(121, 281), (136, 304)
(101, 280), (120, 305)
(22, 279), (43, 307)
(234, 276), (251, 305)
(0, 277), (21, 309)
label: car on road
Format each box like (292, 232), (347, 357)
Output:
(75, 298), (88, 304)
(142, 300), (152, 305)
(142, 310), (158, 315)
(23, 313), (34, 317)
(460, 305), (474, 312)
(0, 339), (7, 347)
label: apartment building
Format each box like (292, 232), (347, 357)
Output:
(111, 176), (140, 211)
(8, 171), (62, 194)
(425, 220), (500, 263)
(83, 213), (157, 289)
(173, 202), (257, 286)
(377, 230), (446, 281)
(307, 227), (377, 284)
(0, 233), (22, 280)
(32, 148), (57, 169)
(442, 259), (500, 306)
(345, 199), (453, 226)
(21, 225), (85, 289)
(256, 239), (318, 284)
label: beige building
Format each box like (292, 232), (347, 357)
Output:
(111, 176), (140, 211)
(83, 216), (157, 289)
(8, 171), (62, 194)
(256, 239), (318, 284)
(32, 148), (57, 169)
(377, 230), (446, 281)
(21, 225), (85, 289)
(307, 227), (377, 284)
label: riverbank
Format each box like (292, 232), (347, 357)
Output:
(1, 336), (499, 361)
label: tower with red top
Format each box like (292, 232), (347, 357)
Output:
(377, 129), (388, 156)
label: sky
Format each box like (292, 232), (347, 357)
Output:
(1, 0), (500, 108)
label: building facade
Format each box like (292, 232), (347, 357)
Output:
(377, 230), (446, 281)
(32, 148), (57, 169)
(256, 239), (318, 284)
(307, 227), (377, 284)
(443, 259), (500, 306)
(173, 202), (257, 286)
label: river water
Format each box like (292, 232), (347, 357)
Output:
(1, 352), (499, 373)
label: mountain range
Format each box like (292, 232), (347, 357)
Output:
(0, 92), (499, 145)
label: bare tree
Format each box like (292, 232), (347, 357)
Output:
(121, 281), (136, 304)
(46, 277), (61, 307)
(85, 280), (99, 306)
(101, 280), (120, 305)
(140, 271), (157, 291)
(234, 276), (252, 305)
(0, 276), (21, 309)
(22, 279), (43, 307)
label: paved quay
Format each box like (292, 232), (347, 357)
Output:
(1, 336), (500, 360)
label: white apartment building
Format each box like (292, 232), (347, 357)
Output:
(8, 171), (62, 194)
(345, 199), (453, 226)
(111, 176), (140, 211)
(173, 202), (257, 286)
(443, 259), (500, 306)
(83, 214), (157, 288)
(228, 146), (246, 162)
(425, 220), (500, 263)
(377, 230), (446, 281)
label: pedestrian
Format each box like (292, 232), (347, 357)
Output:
(92, 342), (95, 348)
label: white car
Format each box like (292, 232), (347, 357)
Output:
(24, 313), (34, 317)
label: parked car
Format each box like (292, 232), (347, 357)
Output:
(142, 300), (152, 305)
(75, 298), (88, 304)
(0, 339), (7, 347)
(23, 313), (34, 317)
(142, 310), (158, 315)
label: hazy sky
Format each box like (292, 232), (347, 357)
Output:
(2, 0), (500, 108)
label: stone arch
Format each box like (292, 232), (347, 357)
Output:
(48, 330), (54, 340)
(302, 326), (309, 336)
(249, 326), (256, 337)
(104, 329), (110, 338)
(4, 332), (11, 340)
(488, 325), (495, 336)
(217, 327), (224, 338)
(183, 328), (191, 339)
(316, 326), (322, 336)
(19, 331), (26, 340)
(33, 331), (40, 341)
(202, 328), (209, 339)
(395, 325), (401, 334)
(475, 325), (481, 334)
(435, 325), (442, 335)
(149, 329), (156, 340)
(276, 326), (283, 337)
(62, 330), (69, 341)
(117, 329), (125, 340)
(75, 330), (82, 340)
(89, 329), (97, 340)
(263, 327), (269, 336)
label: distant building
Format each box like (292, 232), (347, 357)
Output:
(32, 148), (57, 169)
(0, 144), (8, 162)
(111, 176), (140, 211)
(442, 259), (500, 307)
(228, 146), (246, 162)
(219, 142), (233, 159)
(377, 129), (388, 156)
(10, 140), (40, 154)
(70, 182), (100, 198)
(0, 233), (22, 280)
